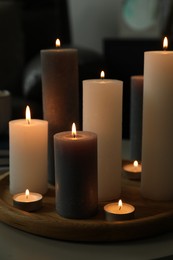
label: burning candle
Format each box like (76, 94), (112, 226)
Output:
(83, 71), (123, 201)
(41, 38), (79, 185)
(123, 160), (142, 180)
(54, 123), (98, 219)
(13, 189), (43, 212)
(141, 37), (173, 200)
(104, 199), (135, 221)
(9, 106), (48, 195)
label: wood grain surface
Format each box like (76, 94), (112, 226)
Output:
(0, 170), (173, 242)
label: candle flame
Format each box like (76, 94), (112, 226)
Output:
(100, 71), (105, 79)
(118, 199), (123, 210)
(163, 37), (168, 50)
(133, 160), (138, 167)
(25, 106), (31, 124)
(55, 38), (61, 48)
(25, 189), (30, 199)
(72, 123), (76, 138)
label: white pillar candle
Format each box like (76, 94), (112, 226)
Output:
(83, 72), (123, 201)
(9, 106), (48, 195)
(141, 37), (173, 200)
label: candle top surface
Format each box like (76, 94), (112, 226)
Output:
(104, 202), (135, 214)
(83, 79), (123, 85)
(9, 119), (48, 126)
(13, 192), (42, 203)
(54, 131), (97, 141)
(41, 48), (77, 53)
(131, 75), (143, 80)
(145, 50), (173, 55)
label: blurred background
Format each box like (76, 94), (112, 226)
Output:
(0, 0), (172, 139)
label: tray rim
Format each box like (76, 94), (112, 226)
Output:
(1, 172), (173, 242)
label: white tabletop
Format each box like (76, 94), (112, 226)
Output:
(0, 140), (173, 260)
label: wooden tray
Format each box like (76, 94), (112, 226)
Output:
(1, 172), (173, 242)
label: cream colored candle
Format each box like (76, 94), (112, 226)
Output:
(83, 72), (123, 201)
(141, 37), (173, 200)
(9, 106), (48, 195)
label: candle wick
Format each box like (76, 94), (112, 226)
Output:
(27, 119), (30, 125)
(73, 133), (76, 138)
(119, 206), (121, 210)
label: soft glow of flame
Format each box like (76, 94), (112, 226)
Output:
(100, 71), (105, 79)
(25, 106), (31, 124)
(25, 189), (29, 199)
(163, 37), (168, 50)
(118, 199), (123, 210)
(55, 38), (61, 48)
(133, 160), (138, 167)
(72, 123), (76, 138)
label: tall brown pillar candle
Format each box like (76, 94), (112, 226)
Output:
(41, 47), (79, 184)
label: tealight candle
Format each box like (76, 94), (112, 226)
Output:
(104, 199), (135, 221)
(13, 189), (43, 212)
(123, 160), (142, 180)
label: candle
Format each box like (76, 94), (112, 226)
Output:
(13, 189), (43, 212)
(130, 75), (143, 161)
(83, 71), (123, 201)
(0, 90), (11, 134)
(123, 160), (142, 180)
(141, 37), (173, 200)
(54, 123), (98, 219)
(41, 39), (79, 185)
(9, 106), (48, 195)
(104, 199), (135, 221)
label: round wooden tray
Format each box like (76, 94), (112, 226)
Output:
(0, 172), (173, 242)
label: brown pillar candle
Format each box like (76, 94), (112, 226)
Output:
(41, 44), (79, 184)
(130, 75), (143, 161)
(54, 124), (98, 219)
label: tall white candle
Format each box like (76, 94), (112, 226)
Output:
(9, 106), (48, 195)
(83, 72), (123, 201)
(141, 37), (173, 200)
